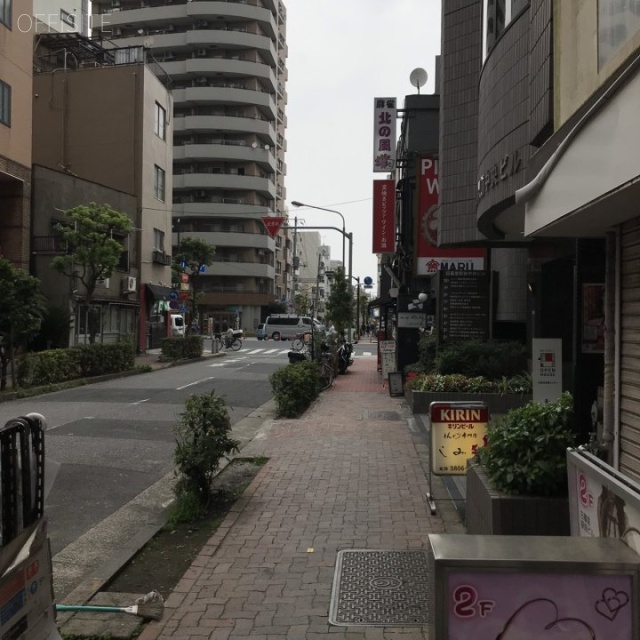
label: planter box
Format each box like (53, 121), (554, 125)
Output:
(404, 387), (532, 415)
(465, 462), (570, 536)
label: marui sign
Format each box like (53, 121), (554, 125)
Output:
(262, 216), (285, 239)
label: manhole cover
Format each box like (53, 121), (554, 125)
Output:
(329, 550), (432, 627)
(364, 411), (401, 421)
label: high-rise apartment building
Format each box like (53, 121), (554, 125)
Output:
(90, 0), (288, 332)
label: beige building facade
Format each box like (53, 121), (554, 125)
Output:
(0, 0), (33, 269)
(32, 51), (174, 349)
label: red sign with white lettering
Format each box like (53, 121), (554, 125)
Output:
(262, 216), (285, 239)
(372, 179), (395, 254)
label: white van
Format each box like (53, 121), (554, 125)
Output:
(170, 314), (185, 336)
(263, 314), (324, 340)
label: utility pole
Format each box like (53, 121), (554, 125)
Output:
(291, 216), (298, 312)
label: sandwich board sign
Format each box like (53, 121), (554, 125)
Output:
(262, 217), (285, 239)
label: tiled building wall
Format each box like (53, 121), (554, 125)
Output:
(439, 0), (486, 246)
(528, 0), (553, 146)
(476, 10), (532, 231)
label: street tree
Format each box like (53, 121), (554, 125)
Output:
(295, 292), (310, 316)
(50, 203), (133, 343)
(174, 237), (216, 322)
(0, 259), (47, 390)
(325, 266), (353, 336)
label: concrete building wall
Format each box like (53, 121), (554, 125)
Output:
(0, 0), (33, 269)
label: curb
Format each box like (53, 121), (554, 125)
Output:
(54, 396), (277, 626)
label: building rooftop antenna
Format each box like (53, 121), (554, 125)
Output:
(409, 67), (428, 95)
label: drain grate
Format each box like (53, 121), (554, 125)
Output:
(329, 550), (432, 627)
(364, 410), (401, 421)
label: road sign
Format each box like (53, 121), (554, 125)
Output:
(262, 216), (285, 239)
(169, 290), (178, 300)
(199, 264), (206, 273)
(364, 276), (373, 285)
(179, 291), (189, 300)
(169, 300), (179, 310)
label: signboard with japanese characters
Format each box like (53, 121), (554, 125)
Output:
(373, 97), (396, 172)
(380, 340), (396, 379)
(437, 271), (490, 343)
(532, 338), (563, 404)
(372, 179), (395, 253)
(567, 448), (640, 554)
(416, 156), (485, 275)
(430, 402), (488, 475)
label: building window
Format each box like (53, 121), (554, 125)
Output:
(0, 0), (11, 28)
(153, 228), (165, 252)
(483, 0), (529, 60)
(0, 81), (10, 127)
(599, 0), (640, 68)
(154, 102), (166, 141)
(154, 165), (165, 201)
(60, 9), (75, 29)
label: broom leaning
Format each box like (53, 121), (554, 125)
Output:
(55, 590), (164, 621)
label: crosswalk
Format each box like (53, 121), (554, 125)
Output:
(207, 347), (376, 360)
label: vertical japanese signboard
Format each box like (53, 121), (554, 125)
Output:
(430, 402), (488, 475)
(416, 156), (485, 275)
(437, 271), (490, 343)
(372, 179), (395, 254)
(373, 97), (396, 172)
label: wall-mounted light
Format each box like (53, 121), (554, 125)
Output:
(528, 282), (536, 295)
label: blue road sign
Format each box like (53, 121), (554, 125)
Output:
(199, 264), (206, 273)
(169, 290), (178, 300)
(364, 276), (373, 285)
(180, 260), (187, 269)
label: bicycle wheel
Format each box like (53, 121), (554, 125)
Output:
(231, 338), (242, 351)
(318, 362), (334, 391)
(292, 337), (304, 351)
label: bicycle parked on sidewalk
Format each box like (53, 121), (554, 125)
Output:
(288, 341), (334, 390)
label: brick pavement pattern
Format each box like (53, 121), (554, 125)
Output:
(139, 356), (464, 640)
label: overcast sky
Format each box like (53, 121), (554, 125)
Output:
(284, 1), (442, 291)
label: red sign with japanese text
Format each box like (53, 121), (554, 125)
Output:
(429, 401), (489, 475)
(372, 179), (395, 254)
(262, 216), (285, 239)
(416, 156), (485, 275)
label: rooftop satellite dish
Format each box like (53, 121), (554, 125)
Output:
(409, 67), (428, 94)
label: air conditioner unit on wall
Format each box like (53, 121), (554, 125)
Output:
(121, 276), (137, 294)
(196, 48), (207, 57)
(96, 277), (110, 288)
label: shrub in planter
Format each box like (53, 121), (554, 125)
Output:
(270, 361), (321, 418)
(172, 390), (240, 521)
(436, 339), (527, 379)
(476, 391), (576, 497)
(161, 335), (203, 361)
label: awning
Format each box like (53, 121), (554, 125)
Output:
(146, 284), (173, 300)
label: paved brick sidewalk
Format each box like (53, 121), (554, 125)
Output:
(140, 357), (464, 640)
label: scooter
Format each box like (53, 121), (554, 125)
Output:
(337, 340), (354, 374)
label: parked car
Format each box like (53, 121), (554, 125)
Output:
(256, 323), (266, 340)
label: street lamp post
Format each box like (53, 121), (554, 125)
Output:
(291, 201), (346, 270)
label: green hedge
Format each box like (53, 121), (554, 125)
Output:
(160, 336), (204, 361)
(270, 361), (321, 418)
(17, 342), (136, 388)
(436, 339), (527, 379)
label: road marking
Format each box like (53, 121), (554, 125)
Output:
(363, 351), (373, 356)
(263, 349), (279, 354)
(131, 398), (149, 405)
(245, 349), (264, 354)
(177, 376), (215, 390)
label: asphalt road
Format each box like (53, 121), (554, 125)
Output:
(0, 340), (289, 557)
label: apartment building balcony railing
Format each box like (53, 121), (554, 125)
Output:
(152, 250), (172, 266)
(32, 235), (67, 254)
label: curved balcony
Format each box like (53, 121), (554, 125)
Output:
(172, 87), (276, 119)
(174, 143), (274, 167)
(185, 31), (276, 65)
(93, 2), (277, 37)
(174, 173), (276, 198)
(172, 202), (271, 217)
(173, 116), (276, 143)
(178, 231), (274, 250)
(205, 261), (274, 279)
(160, 59), (275, 91)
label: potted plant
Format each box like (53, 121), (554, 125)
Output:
(465, 391), (576, 536)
